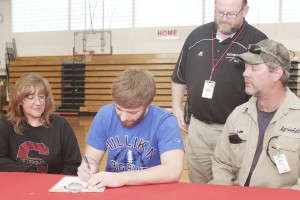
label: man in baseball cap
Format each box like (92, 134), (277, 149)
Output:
(210, 39), (300, 189)
(237, 39), (291, 78)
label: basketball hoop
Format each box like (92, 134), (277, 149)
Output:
(83, 50), (95, 62)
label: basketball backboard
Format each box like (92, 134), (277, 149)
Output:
(73, 30), (112, 56)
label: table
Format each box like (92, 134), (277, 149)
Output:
(0, 172), (299, 200)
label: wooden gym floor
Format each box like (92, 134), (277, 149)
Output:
(64, 115), (189, 182)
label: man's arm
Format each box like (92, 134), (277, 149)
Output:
(87, 149), (184, 188)
(291, 149), (300, 190)
(210, 121), (235, 185)
(171, 81), (187, 132)
(77, 145), (106, 181)
(291, 179), (300, 190)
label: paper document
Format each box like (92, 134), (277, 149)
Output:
(49, 176), (105, 193)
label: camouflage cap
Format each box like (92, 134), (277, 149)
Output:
(236, 39), (291, 72)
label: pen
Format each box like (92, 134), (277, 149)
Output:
(83, 155), (91, 170)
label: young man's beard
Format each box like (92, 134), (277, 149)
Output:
(119, 108), (147, 128)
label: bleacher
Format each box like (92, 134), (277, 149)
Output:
(6, 52), (300, 115)
(8, 54), (180, 115)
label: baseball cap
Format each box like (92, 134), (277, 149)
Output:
(236, 39), (291, 72)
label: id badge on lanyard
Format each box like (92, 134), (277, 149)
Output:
(273, 145), (291, 174)
(202, 25), (245, 100)
(274, 154), (291, 174)
(202, 80), (216, 99)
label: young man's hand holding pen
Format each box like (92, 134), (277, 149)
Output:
(77, 155), (99, 182)
(83, 155), (91, 170)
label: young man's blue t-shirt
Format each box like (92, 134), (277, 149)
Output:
(86, 104), (184, 172)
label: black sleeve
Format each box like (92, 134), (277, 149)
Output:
(246, 22), (268, 44)
(171, 39), (188, 85)
(0, 118), (36, 172)
(59, 116), (82, 175)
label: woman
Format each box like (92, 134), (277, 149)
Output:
(0, 73), (81, 175)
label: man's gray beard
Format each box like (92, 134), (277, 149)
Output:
(214, 22), (241, 35)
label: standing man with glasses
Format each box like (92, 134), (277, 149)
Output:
(171, 0), (268, 183)
(210, 39), (300, 189)
(0, 73), (81, 175)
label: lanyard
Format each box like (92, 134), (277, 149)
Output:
(210, 21), (246, 80)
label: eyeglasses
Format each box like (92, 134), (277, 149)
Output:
(24, 95), (47, 104)
(215, 7), (244, 19)
(248, 44), (284, 65)
(266, 136), (279, 166)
